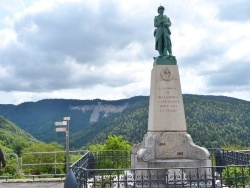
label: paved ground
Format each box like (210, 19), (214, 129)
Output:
(0, 178), (64, 188)
(0, 182), (64, 188)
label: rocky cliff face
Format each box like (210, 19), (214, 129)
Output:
(70, 102), (129, 123)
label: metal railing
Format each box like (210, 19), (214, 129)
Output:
(92, 150), (130, 169)
(76, 166), (218, 187)
(0, 150), (87, 179)
(221, 150), (250, 165)
(20, 150), (88, 178)
(71, 165), (250, 187)
(3, 148), (250, 186)
(67, 149), (250, 188)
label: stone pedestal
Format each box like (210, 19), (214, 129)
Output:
(131, 57), (211, 171)
(131, 132), (211, 168)
(148, 59), (186, 132)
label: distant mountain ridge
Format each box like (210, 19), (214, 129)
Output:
(0, 95), (249, 149)
(0, 96), (146, 145)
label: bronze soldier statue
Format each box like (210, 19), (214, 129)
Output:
(154, 6), (173, 57)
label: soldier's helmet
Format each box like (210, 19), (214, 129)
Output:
(158, 6), (165, 13)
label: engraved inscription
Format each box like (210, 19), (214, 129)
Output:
(157, 87), (180, 113)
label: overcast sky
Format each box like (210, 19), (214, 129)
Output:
(0, 0), (250, 104)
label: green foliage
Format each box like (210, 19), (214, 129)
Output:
(89, 135), (132, 169)
(0, 116), (37, 155)
(0, 153), (19, 177)
(222, 166), (250, 187)
(74, 95), (250, 149)
(89, 144), (105, 151)
(21, 142), (65, 175)
(0, 97), (146, 146)
(70, 154), (83, 163)
(184, 95), (250, 148)
(105, 135), (132, 151)
(21, 142), (63, 153)
(89, 135), (132, 151)
(0, 143), (12, 153)
(221, 145), (249, 151)
(73, 97), (148, 148)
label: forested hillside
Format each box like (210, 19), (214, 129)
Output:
(71, 97), (149, 148)
(185, 95), (250, 147)
(0, 96), (146, 144)
(0, 116), (37, 154)
(72, 95), (250, 149)
(0, 95), (249, 149)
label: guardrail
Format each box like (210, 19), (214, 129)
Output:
(0, 150), (87, 179)
(20, 150), (88, 179)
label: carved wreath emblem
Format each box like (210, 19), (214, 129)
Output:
(160, 67), (172, 81)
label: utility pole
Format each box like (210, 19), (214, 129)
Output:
(54, 116), (71, 173)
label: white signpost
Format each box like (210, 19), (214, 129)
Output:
(55, 127), (67, 132)
(54, 116), (71, 172)
(54, 121), (67, 126)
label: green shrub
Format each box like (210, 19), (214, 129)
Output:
(89, 135), (132, 169)
(222, 165), (250, 187)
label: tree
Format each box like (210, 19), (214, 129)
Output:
(88, 135), (132, 169)
(21, 142), (65, 175)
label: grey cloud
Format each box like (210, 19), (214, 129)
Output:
(217, 0), (250, 22)
(14, 1), (152, 64)
(0, 1), (150, 93)
(205, 61), (250, 92)
(0, 41), (136, 92)
(0, 61), (135, 92)
(180, 42), (226, 68)
(4, 0), (249, 95)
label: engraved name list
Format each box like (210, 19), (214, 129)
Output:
(157, 87), (180, 113)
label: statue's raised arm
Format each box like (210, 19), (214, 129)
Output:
(154, 6), (173, 58)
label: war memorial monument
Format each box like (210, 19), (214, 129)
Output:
(65, 6), (215, 188)
(131, 5), (211, 173)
